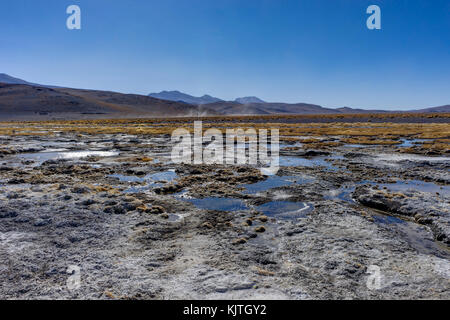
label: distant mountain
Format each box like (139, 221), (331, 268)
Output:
(148, 90), (223, 105)
(0, 73), (37, 86)
(235, 96), (266, 104)
(148, 89), (450, 114)
(0, 83), (205, 118)
(149, 91), (266, 105)
(203, 101), (337, 115)
(335, 107), (389, 113)
(412, 105), (450, 113)
(0, 73), (62, 89)
(336, 105), (450, 113)
(0, 74), (448, 119)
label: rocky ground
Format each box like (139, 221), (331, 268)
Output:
(0, 132), (449, 299)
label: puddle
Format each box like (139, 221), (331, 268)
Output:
(186, 197), (248, 211)
(326, 179), (449, 205)
(168, 213), (182, 222)
(110, 170), (178, 193)
(110, 171), (177, 183)
(326, 179), (449, 258)
(41, 148), (70, 152)
(377, 180), (450, 197)
(371, 211), (449, 259)
(240, 175), (314, 194)
(256, 201), (313, 220)
(149, 170), (178, 182)
(371, 214), (405, 225)
(18, 150), (119, 164)
(343, 139), (430, 148)
(109, 174), (146, 183)
(345, 184), (450, 258)
(343, 144), (372, 148)
(398, 139), (429, 148)
(279, 156), (340, 169)
(325, 185), (356, 204)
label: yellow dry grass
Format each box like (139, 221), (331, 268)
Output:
(0, 115), (448, 154)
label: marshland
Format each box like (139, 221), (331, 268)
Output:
(0, 113), (449, 299)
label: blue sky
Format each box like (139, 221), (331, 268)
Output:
(1, 0), (449, 109)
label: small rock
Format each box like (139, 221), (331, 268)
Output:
(81, 199), (96, 206)
(71, 186), (91, 194)
(255, 226), (266, 233)
(233, 238), (247, 245)
(104, 205), (126, 214)
(149, 205), (165, 214)
(201, 222), (213, 229)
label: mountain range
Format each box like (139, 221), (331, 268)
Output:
(148, 90), (222, 105)
(0, 73), (448, 120)
(148, 91), (266, 105)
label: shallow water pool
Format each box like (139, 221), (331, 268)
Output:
(279, 156), (341, 169)
(240, 175), (314, 194)
(18, 150), (119, 164)
(377, 180), (450, 197)
(186, 197), (248, 211)
(256, 201), (313, 220)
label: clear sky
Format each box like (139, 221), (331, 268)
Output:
(1, 0), (449, 109)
